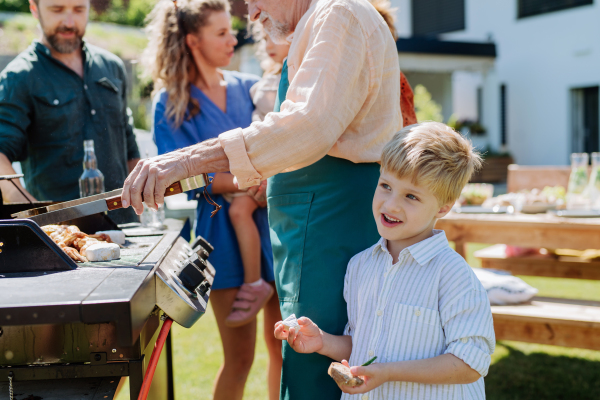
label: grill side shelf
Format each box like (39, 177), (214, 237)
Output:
(0, 219), (77, 273)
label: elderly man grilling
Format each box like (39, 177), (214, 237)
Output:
(122, 0), (401, 398)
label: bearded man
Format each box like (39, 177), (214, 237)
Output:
(0, 0), (140, 223)
(121, 0), (401, 398)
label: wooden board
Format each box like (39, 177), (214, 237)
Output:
(506, 165), (571, 193)
(475, 244), (600, 280)
(492, 297), (600, 350)
(437, 212), (600, 251)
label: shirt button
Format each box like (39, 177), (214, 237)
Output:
(362, 395), (369, 400)
(53, 99), (59, 105)
(376, 310), (383, 316)
(84, 84), (88, 90)
(415, 310), (421, 317)
(462, 337), (468, 343)
(91, 109), (96, 115)
(368, 350), (374, 357)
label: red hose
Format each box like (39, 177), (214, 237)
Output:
(137, 316), (173, 400)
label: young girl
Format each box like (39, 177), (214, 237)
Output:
(224, 31), (291, 328)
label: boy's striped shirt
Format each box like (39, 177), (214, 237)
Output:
(342, 230), (495, 400)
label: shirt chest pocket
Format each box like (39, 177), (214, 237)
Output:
(383, 303), (445, 362)
(95, 77), (124, 116)
(32, 91), (79, 144)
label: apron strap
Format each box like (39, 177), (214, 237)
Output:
(273, 59), (289, 113)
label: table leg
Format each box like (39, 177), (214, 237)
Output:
(454, 241), (467, 259)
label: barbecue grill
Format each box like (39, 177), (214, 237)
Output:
(0, 201), (215, 400)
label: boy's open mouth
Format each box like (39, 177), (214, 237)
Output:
(381, 213), (403, 227)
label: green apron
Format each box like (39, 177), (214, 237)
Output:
(268, 61), (380, 400)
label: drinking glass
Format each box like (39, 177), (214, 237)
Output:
(566, 153), (590, 210)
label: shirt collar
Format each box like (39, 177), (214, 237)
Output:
(372, 230), (449, 266)
(33, 39), (90, 62)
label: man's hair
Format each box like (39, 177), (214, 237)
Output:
(381, 122), (483, 205)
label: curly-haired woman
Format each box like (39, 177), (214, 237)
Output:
(143, 1), (282, 398)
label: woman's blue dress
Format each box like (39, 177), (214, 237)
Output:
(153, 70), (273, 290)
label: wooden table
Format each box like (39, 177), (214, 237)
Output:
(436, 212), (600, 258)
(435, 211), (600, 350)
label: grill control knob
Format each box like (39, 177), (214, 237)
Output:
(178, 260), (206, 292)
(186, 253), (208, 271)
(192, 235), (214, 255)
(197, 280), (211, 297)
(195, 247), (210, 261)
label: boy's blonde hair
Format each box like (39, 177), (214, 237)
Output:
(381, 122), (483, 205)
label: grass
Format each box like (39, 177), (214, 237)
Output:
(0, 12), (147, 59)
(114, 242), (600, 399)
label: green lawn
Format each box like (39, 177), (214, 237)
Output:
(0, 12), (147, 59)
(115, 242), (600, 399)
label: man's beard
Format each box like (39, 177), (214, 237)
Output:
(259, 11), (291, 44)
(41, 18), (84, 54)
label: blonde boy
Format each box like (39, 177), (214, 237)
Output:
(274, 122), (495, 399)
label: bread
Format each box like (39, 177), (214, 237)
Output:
(328, 362), (364, 387)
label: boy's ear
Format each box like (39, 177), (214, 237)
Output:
(436, 202), (454, 218)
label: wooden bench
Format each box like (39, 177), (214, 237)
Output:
(492, 297), (600, 350)
(474, 244), (600, 280)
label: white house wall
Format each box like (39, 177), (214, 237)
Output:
(392, 0), (600, 165)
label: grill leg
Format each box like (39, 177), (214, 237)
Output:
(129, 359), (144, 398)
(167, 330), (175, 400)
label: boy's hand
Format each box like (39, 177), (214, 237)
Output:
(273, 317), (323, 354)
(337, 360), (389, 394)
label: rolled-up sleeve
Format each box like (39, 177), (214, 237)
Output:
(219, 6), (370, 188)
(0, 71), (29, 162)
(441, 288), (495, 377)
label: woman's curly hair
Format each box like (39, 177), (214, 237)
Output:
(143, 0), (230, 128)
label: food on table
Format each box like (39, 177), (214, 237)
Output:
(328, 362), (364, 387)
(94, 230), (125, 245)
(42, 224), (121, 263)
(458, 184), (494, 206)
(482, 186), (566, 211)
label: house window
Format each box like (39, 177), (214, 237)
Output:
(412, 0), (465, 37)
(518, 0), (593, 19)
(500, 84), (507, 146)
(571, 86), (599, 154)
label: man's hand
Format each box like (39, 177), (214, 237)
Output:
(121, 151), (191, 215)
(274, 317), (324, 354)
(121, 139), (230, 215)
(337, 360), (389, 394)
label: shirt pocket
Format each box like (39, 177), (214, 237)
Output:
(95, 77), (124, 115)
(267, 192), (313, 303)
(383, 303), (445, 362)
(32, 90), (78, 144)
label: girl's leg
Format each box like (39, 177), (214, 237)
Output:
(228, 196), (261, 283)
(210, 288), (257, 400)
(263, 282), (283, 400)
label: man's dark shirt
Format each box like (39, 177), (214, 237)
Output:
(0, 41), (140, 208)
